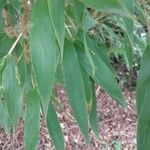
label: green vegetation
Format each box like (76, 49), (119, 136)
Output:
(0, 0), (149, 149)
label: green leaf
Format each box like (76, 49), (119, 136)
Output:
(63, 39), (89, 142)
(10, 0), (21, 13)
(15, 44), (27, 88)
(123, 0), (134, 69)
(83, 15), (95, 76)
(87, 37), (114, 73)
(48, 0), (65, 60)
(47, 101), (65, 150)
(123, 0), (134, 43)
(25, 89), (40, 150)
(30, 0), (59, 114)
(80, 64), (99, 137)
(2, 56), (23, 126)
(80, 64), (92, 113)
(79, 0), (130, 16)
(0, 100), (11, 134)
(136, 46), (150, 115)
(75, 42), (126, 106)
(89, 80), (99, 138)
(24, 64), (33, 95)
(0, 35), (14, 59)
(0, 0), (7, 13)
(123, 33), (133, 70)
(137, 79), (150, 150)
(74, 0), (85, 25)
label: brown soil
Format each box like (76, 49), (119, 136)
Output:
(0, 86), (136, 150)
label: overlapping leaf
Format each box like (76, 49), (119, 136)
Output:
(136, 45), (150, 149)
(30, 0), (59, 114)
(48, 0), (65, 59)
(0, 100), (11, 134)
(123, 0), (134, 69)
(25, 89), (40, 150)
(137, 79), (150, 150)
(89, 80), (99, 138)
(75, 41), (126, 106)
(47, 101), (65, 150)
(63, 39), (89, 142)
(136, 46), (150, 114)
(2, 56), (23, 126)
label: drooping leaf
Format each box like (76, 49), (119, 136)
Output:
(24, 64), (33, 95)
(0, 100), (11, 134)
(15, 44), (27, 88)
(75, 42), (126, 106)
(48, 0), (65, 59)
(123, 0), (134, 44)
(63, 39), (89, 142)
(87, 37), (114, 73)
(47, 101), (65, 150)
(80, 64), (99, 137)
(2, 56), (23, 126)
(137, 79), (150, 150)
(136, 46), (150, 115)
(123, 0), (134, 69)
(83, 15), (95, 75)
(89, 80), (99, 138)
(123, 33), (133, 69)
(80, 64), (92, 113)
(25, 89), (40, 150)
(30, 0), (59, 114)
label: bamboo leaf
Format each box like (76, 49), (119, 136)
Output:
(63, 39), (89, 142)
(25, 89), (40, 150)
(123, 33), (133, 69)
(0, 100), (11, 134)
(75, 42), (126, 106)
(2, 56), (23, 126)
(48, 0), (65, 59)
(47, 101), (65, 150)
(80, 64), (92, 113)
(89, 80), (99, 138)
(123, 0), (134, 69)
(30, 0), (59, 114)
(136, 46), (150, 115)
(137, 79), (150, 150)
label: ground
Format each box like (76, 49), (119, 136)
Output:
(0, 85), (136, 150)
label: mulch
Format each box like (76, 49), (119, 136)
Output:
(0, 86), (136, 150)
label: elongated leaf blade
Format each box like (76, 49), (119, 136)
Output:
(0, 100), (11, 134)
(30, 0), (59, 114)
(137, 79), (150, 150)
(136, 46), (150, 114)
(47, 102), (65, 150)
(25, 89), (40, 150)
(123, 0), (134, 69)
(89, 80), (99, 138)
(63, 39), (89, 142)
(123, 33), (133, 69)
(48, 0), (65, 59)
(2, 56), (23, 126)
(75, 42), (126, 106)
(80, 64), (92, 113)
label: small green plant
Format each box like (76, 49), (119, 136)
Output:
(0, 0), (150, 150)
